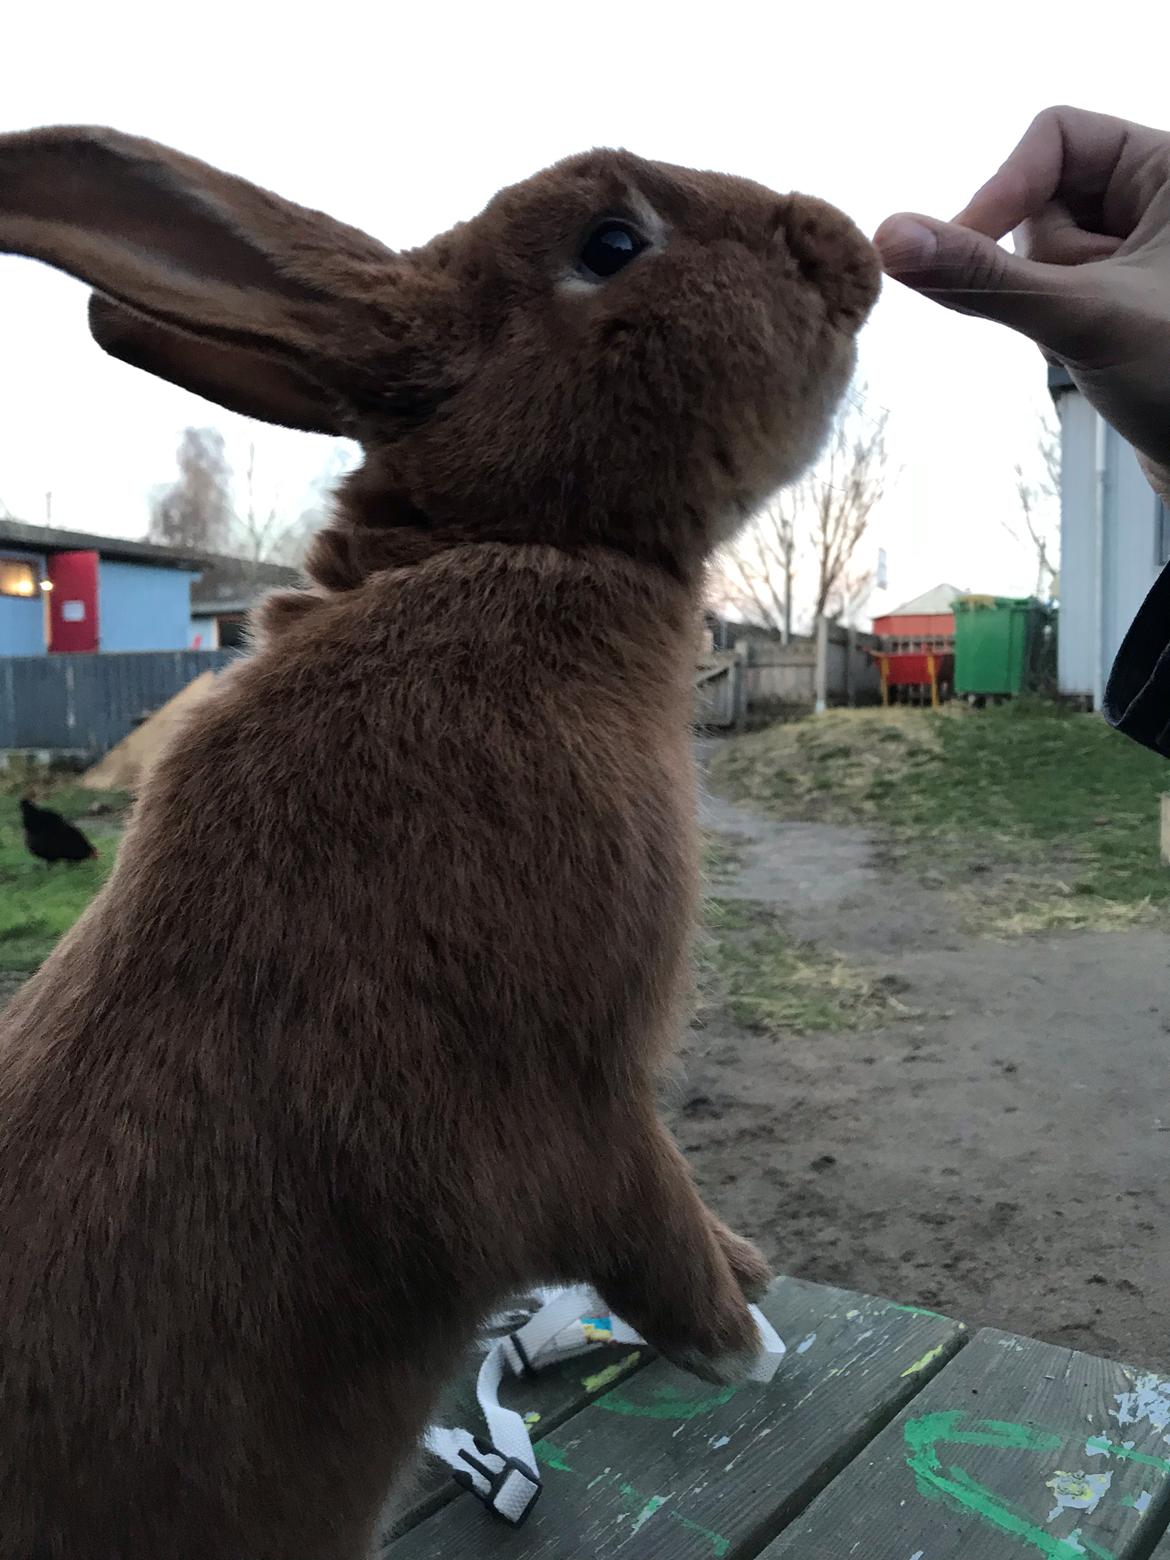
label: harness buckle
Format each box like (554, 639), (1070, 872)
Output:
(453, 1436), (542, 1526)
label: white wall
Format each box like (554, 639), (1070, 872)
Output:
(1102, 422), (1162, 685)
(1057, 388), (1162, 705)
(1056, 389), (1098, 700)
(189, 614), (219, 650)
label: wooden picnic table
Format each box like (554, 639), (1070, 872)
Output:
(380, 1275), (1170, 1560)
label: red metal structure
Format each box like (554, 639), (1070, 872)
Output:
(870, 584), (958, 706)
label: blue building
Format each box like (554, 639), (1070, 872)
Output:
(0, 518), (202, 655)
(189, 556), (299, 650)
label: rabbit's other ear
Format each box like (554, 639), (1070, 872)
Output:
(87, 296), (339, 433)
(0, 126), (395, 427)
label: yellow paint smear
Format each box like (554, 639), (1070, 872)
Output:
(583, 1351), (643, 1393)
(901, 1343), (946, 1378)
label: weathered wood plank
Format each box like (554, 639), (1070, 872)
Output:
(383, 1332), (651, 1540)
(383, 1277), (965, 1558)
(761, 1328), (1170, 1560)
(1148, 1519), (1170, 1556)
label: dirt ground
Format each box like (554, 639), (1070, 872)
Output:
(669, 740), (1170, 1370)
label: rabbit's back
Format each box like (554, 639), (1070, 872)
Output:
(0, 541), (700, 1559)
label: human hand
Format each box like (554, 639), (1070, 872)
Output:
(874, 106), (1170, 501)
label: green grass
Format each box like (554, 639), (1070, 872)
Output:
(697, 895), (897, 1034)
(702, 831), (748, 887)
(0, 783), (128, 973)
(711, 703), (1170, 934)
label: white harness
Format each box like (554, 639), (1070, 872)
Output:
(424, 1285), (785, 1526)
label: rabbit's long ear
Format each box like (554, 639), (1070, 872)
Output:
(0, 126), (395, 430)
(88, 296), (338, 433)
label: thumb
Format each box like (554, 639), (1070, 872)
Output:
(873, 211), (1090, 351)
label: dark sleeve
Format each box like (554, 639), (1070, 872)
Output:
(1104, 562), (1170, 757)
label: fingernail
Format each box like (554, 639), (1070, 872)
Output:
(873, 217), (939, 275)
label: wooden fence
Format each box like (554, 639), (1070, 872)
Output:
(695, 621), (882, 728)
(0, 650), (236, 758)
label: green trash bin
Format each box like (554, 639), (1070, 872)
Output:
(953, 595), (1054, 698)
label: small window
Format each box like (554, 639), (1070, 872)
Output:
(0, 558), (38, 598)
(218, 616), (248, 651)
(1160, 499), (1170, 568)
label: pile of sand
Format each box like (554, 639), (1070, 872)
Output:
(81, 670), (222, 793)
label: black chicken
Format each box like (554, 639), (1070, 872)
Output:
(20, 798), (97, 864)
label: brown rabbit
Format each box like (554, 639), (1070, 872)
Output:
(0, 128), (879, 1559)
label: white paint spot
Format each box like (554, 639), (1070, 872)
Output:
(796, 1333), (817, 1354)
(709, 1435), (731, 1450)
(629, 1494), (668, 1536)
(1112, 1374), (1170, 1434)
(857, 1330), (875, 1342)
(1066, 1531), (1088, 1555)
(1130, 1490), (1153, 1516)
(1085, 1436), (1109, 1458)
(1045, 1470), (1112, 1523)
(909, 1551), (925, 1560)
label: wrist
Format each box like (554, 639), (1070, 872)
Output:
(1138, 453), (1170, 506)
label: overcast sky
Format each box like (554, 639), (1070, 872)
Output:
(2, 1), (1165, 613)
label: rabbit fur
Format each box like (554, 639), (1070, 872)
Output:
(0, 127), (879, 1559)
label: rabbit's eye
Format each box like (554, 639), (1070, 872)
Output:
(579, 221), (647, 280)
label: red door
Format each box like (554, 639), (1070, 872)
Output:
(47, 551), (100, 652)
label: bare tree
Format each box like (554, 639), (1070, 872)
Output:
(149, 427), (234, 553)
(1007, 414), (1060, 599)
(717, 494), (798, 640)
(828, 566), (877, 626)
(149, 429), (354, 566)
(807, 395), (888, 621)
(231, 443), (287, 564)
(229, 442), (353, 567)
(712, 387), (888, 635)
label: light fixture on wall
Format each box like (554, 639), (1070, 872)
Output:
(39, 579), (53, 591)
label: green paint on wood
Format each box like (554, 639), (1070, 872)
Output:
(1120, 1490), (1153, 1513)
(671, 1513), (732, 1557)
(1084, 1435), (1170, 1474)
(892, 1303), (952, 1321)
(597, 1381), (739, 1421)
(534, 1452), (730, 1555)
(629, 1492), (669, 1534)
(911, 1415), (1063, 1455)
(534, 1439), (576, 1474)
(901, 1343), (948, 1378)
(583, 1351), (643, 1393)
(904, 1411), (1115, 1559)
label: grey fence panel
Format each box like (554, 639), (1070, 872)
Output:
(7, 656), (74, 748)
(0, 650), (237, 755)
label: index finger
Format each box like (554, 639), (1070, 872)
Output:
(956, 105), (1135, 240)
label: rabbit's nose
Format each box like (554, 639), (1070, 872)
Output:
(775, 196), (882, 325)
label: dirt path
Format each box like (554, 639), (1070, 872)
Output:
(671, 747), (1170, 1368)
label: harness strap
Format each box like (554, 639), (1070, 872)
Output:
(424, 1285), (784, 1526)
